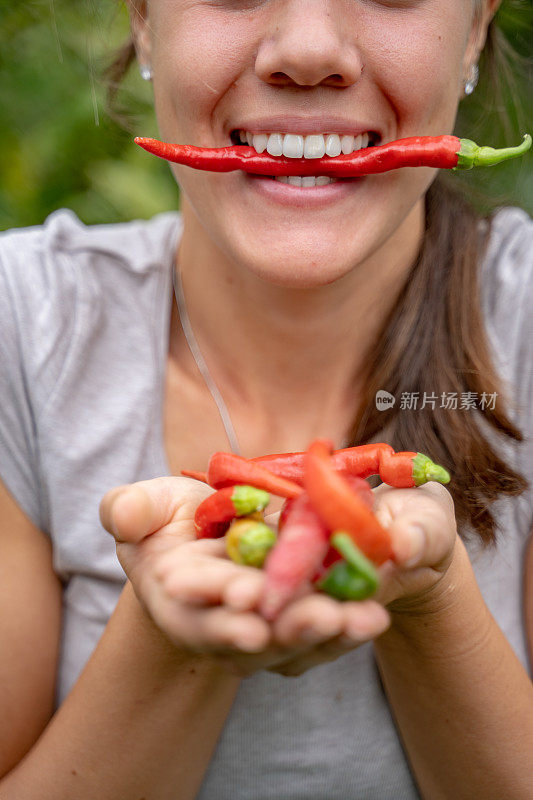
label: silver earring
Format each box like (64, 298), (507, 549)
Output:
(464, 63), (479, 96)
(139, 64), (153, 81)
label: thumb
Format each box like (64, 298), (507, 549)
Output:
(374, 483), (457, 570)
(99, 476), (212, 544)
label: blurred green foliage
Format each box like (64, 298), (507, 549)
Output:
(0, 0), (531, 230)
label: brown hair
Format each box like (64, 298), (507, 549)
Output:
(104, 5), (528, 545)
(346, 180), (527, 544)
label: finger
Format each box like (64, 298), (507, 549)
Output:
(157, 549), (264, 607)
(341, 599), (391, 639)
(99, 476), (211, 543)
(271, 593), (346, 645)
(374, 483), (456, 569)
(222, 571), (266, 611)
(156, 602), (271, 653)
(269, 601), (390, 676)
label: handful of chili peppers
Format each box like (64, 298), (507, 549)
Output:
(184, 441), (450, 620)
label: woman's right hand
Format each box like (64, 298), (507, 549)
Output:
(99, 477), (390, 677)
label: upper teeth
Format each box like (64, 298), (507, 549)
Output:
(239, 131), (371, 158)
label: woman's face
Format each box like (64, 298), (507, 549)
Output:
(133, 0), (486, 287)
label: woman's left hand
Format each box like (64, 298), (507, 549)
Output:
(371, 481), (459, 610)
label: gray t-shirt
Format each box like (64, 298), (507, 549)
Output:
(0, 207), (532, 799)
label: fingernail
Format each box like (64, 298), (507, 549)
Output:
(110, 489), (132, 538)
(404, 524), (425, 567)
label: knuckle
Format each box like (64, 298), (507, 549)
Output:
(161, 570), (187, 599)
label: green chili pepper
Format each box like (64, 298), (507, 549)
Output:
(318, 532), (379, 601)
(226, 516), (277, 567)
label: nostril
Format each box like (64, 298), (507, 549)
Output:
(269, 72), (286, 85)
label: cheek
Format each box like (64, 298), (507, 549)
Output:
(150, 3), (254, 141)
(361, 7), (469, 131)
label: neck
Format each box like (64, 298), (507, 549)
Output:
(169, 198), (424, 446)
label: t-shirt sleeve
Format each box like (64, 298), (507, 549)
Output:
(0, 212), (82, 534)
(0, 247), (47, 531)
(482, 207), (533, 536)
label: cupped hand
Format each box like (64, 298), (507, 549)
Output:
(211, 480), (460, 674)
(371, 480), (459, 610)
(99, 477), (390, 677)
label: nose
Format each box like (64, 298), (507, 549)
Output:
(254, 0), (363, 89)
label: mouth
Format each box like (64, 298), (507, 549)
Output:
(230, 129), (380, 186)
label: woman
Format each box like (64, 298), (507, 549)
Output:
(0, 0), (532, 797)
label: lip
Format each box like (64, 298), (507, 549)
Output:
(244, 172), (363, 208)
(228, 115), (381, 139)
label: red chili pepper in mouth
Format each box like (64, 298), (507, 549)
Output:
(134, 134), (531, 178)
(304, 439), (394, 565)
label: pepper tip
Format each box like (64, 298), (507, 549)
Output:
(425, 464), (451, 485)
(412, 453), (451, 486)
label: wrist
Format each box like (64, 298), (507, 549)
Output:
(387, 536), (487, 630)
(377, 536), (492, 655)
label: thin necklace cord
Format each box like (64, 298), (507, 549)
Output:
(172, 265), (242, 456)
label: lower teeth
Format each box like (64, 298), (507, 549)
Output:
(274, 175), (337, 187)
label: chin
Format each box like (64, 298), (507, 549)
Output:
(237, 232), (368, 288)
(245, 252), (358, 289)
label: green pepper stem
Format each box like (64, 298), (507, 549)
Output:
(318, 562), (377, 601)
(232, 485), (270, 516)
(456, 134), (532, 170)
(330, 532), (379, 590)
(412, 453), (451, 487)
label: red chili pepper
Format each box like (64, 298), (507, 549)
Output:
(207, 451), (303, 499)
(251, 444), (394, 485)
(260, 493), (330, 621)
(334, 443), (394, 478)
(181, 469), (208, 483)
(320, 476), (375, 571)
(251, 453), (307, 486)
(344, 475), (374, 509)
(378, 450), (450, 487)
(135, 134), (531, 178)
(279, 476), (374, 576)
(253, 444), (450, 488)
(304, 439), (394, 565)
(195, 484), (270, 539)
